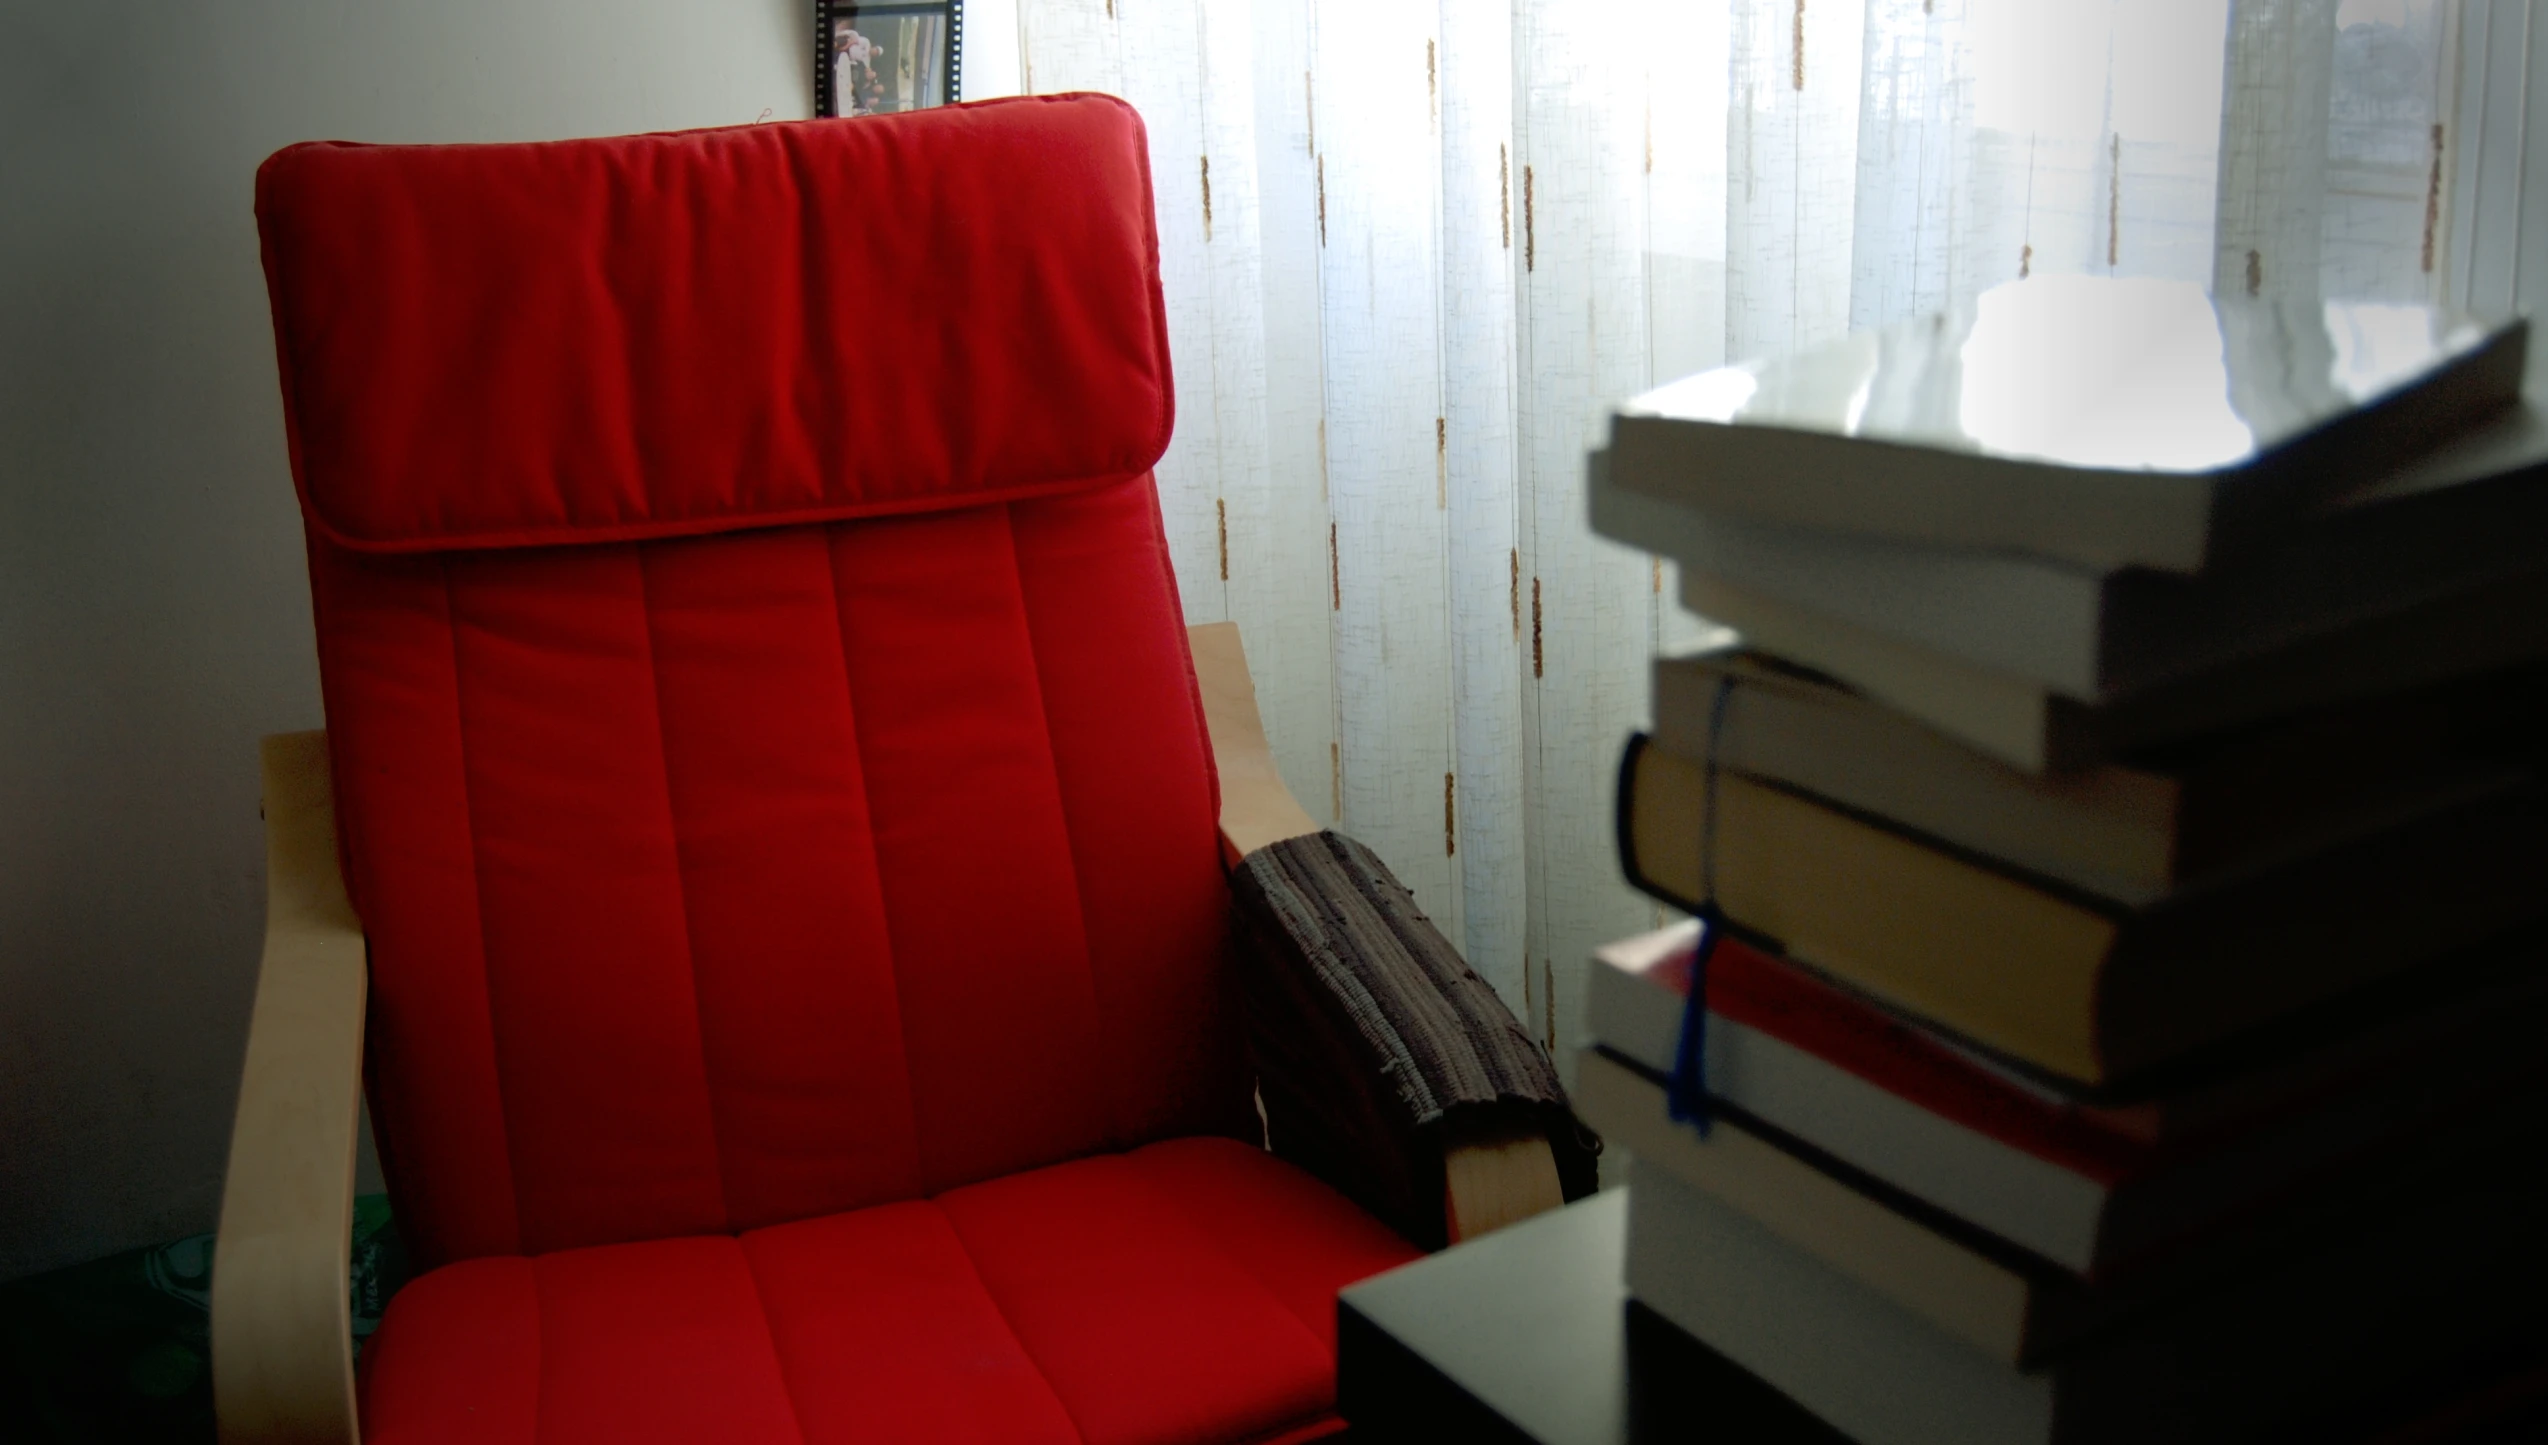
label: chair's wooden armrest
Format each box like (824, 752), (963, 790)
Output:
(1188, 622), (1321, 866)
(1191, 624), (1574, 1246)
(213, 731), (366, 1445)
(1443, 1125), (1567, 1245)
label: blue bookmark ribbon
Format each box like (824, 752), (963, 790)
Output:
(1665, 675), (1737, 1136)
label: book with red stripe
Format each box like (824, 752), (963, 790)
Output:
(1588, 921), (2548, 1277)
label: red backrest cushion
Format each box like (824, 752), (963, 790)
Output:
(263, 99), (1250, 1267)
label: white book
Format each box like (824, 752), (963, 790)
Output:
(1674, 559), (2548, 772)
(1597, 401), (2548, 699)
(1605, 275), (2525, 573)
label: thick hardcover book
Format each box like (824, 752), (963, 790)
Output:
(1594, 401), (2548, 698)
(1584, 923), (2548, 1278)
(1605, 275), (2525, 573)
(1648, 651), (2548, 904)
(1614, 733), (2548, 1086)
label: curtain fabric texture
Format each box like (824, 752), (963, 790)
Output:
(990, 0), (2460, 1061)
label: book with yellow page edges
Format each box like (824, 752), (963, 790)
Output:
(1614, 730), (2548, 1089)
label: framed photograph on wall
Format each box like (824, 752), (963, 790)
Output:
(815, 2), (963, 118)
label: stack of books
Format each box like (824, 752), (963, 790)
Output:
(1577, 276), (2548, 1444)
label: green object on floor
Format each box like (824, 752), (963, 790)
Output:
(0, 1194), (406, 1444)
(347, 1193), (409, 1351)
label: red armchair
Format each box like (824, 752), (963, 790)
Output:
(212, 95), (1580, 1445)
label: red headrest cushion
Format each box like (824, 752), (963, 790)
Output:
(256, 95), (1172, 553)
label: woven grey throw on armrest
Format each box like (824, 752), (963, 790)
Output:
(1230, 829), (1600, 1249)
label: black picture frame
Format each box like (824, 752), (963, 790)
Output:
(815, 2), (963, 118)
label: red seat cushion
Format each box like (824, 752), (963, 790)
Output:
(358, 1138), (1418, 1445)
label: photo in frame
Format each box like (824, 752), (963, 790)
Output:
(815, 1), (963, 118)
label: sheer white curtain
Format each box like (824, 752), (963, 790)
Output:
(962, 0), (2466, 1060)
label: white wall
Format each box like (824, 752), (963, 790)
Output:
(0, 0), (808, 1281)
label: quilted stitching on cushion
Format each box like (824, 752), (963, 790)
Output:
(357, 1139), (1417, 1445)
(320, 480), (1251, 1264)
(256, 96), (1174, 552)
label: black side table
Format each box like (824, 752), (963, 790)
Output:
(1336, 1190), (1843, 1443)
(1337, 1188), (2548, 1445)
